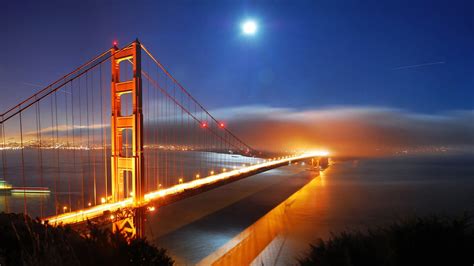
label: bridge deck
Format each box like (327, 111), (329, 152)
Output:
(44, 153), (323, 225)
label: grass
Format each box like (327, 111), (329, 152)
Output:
(299, 214), (474, 266)
(0, 212), (174, 266)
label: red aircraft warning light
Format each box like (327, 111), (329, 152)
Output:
(201, 122), (208, 128)
(113, 40), (118, 47)
(219, 122), (225, 128)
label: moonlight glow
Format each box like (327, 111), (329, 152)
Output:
(242, 20), (257, 35)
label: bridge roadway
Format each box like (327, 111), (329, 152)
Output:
(43, 152), (327, 225)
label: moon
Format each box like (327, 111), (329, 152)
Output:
(242, 20), (258, 35)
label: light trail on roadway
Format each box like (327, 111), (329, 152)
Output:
(44, 151), (328, 225)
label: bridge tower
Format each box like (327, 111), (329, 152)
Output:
(110, 40), (145, 238)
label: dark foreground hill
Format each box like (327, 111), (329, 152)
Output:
(0, 213), (174, 266)
(299, 214), (474, 266)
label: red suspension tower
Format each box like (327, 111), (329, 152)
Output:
(110, 40), (145, 237)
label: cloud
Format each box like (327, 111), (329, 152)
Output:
(15, 104), (474, 157)
(210, 105), (474, 157)
(25, 123), (108, 137)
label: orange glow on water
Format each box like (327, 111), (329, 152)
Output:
(198, 168), (328, 265)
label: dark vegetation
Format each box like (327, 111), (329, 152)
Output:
(0, 212), (174, 266)
(299, 214), (474, 266)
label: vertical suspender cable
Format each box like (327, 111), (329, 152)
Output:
(147, 57), (152, 190)
(78, 77), (85, 208)
(55, 92), (61, 212)
(100, 62), (108, 201)
(158, 63), (163, 188)
(19, 111), (27, 215)
(180, 86), (184, 181)
(1, 116), (7, 213)
(91, 71), (97, 205)
(50, 95), (58, 214)
(86, 72), (92, 205)
(35, 98), (44, 217)
(65, 83), (72, 210)
(71, 79), (78, 209)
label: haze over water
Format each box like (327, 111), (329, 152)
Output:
(0, 150), (257, 218)
(145, 155), (474, 265)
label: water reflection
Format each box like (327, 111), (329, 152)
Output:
(145, 156), (474, 265)
(144, 164), (319, 265)
(198, 169), (327, 265)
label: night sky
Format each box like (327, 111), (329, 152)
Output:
(2, 0), (473, 111)
(1, 0), (473, 155)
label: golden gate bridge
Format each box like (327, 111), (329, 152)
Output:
(0, 39), (328, 238)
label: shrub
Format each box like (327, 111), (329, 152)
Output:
(299, 214), (474, 266)
(0, 212), (174, 266)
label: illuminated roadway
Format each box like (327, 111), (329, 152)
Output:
(44, 151), (328, 225)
